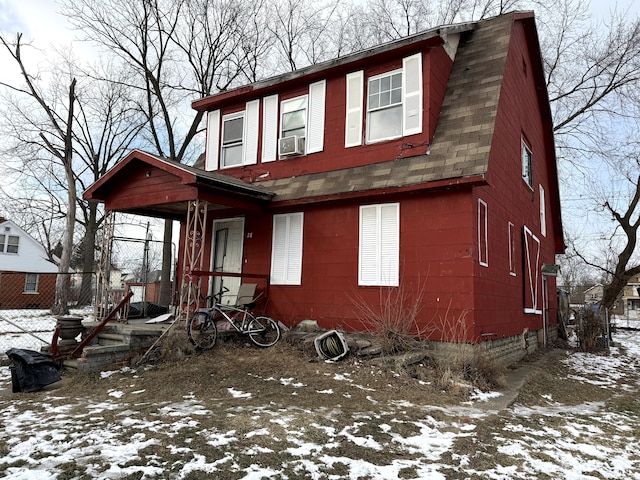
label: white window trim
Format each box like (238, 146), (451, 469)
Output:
(0, 234), (19, 254)
(358, 203), (400, 287)
(539, 184), (546, 237)
(508, 221), (517, 276)
(366, 68), (403, 144)
(280, 95), (308, 151)
(522, 140), (533, 189)
(24, 273), (39, 294)
(478, 199), (488, 267)
(270, 212), (304, 285)
(220, 111), (245, 169)
(523, 225), (542, 315)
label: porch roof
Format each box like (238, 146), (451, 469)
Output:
(83, 150), (274, 220)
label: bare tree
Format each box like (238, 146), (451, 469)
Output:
(0, 33), (77, 315)
(264, 0), (350, 71)
(537, 1), (640, 310)
(0, 36), (147, 309)
(62, 0), (262, 306)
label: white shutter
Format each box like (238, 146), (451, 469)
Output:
(244, 99), (259, 165)
(270, 212), (304, 285)
(205, 109), (220, 171)
(286, 212), (304, 284)
(307, 80), (326, 154)
(270, 215), (288, 284)
(345, 71), (363, 148)
(359, 206), (378, 285)
(539, 185), (546, 237)
(379, 204), (399, 286)
(402, 53), (422, 136)
(262, 94), (278, 163)
(359, 203), (399, 286)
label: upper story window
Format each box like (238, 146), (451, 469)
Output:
(0, 234), (19, 254)
(279, 96), (308, 157)
(281, 96), (308, 139)
(522, 140), (533, 189)
(346, 52), (422, 148)
(205, 100), (259, 171)
(367, 70), (403, 142)
(221, 112), (244, 168)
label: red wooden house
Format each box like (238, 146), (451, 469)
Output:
(84, 12), (563, 364)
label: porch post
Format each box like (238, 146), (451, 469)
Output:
(95, 210), (115, 322)
(178, 200), (208, 322)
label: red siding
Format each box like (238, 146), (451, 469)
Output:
(198, 190), (476, 339)
(471, 20), (558, 340)
(215, 45), (453, 184)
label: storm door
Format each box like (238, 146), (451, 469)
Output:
(210, 218), (245, 305)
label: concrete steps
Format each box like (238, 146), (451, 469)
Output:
(62, 320), (170, 372)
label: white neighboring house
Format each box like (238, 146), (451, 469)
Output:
(0, 217), (59, 309)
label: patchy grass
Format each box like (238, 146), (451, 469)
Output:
(2, 332), (640, 478)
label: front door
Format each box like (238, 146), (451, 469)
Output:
(210, 218), (244, 305)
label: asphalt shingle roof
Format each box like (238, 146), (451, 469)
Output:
(255, 14), (513, 203)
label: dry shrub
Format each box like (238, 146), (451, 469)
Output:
(429, 309), (505, 392)
(350, 279), (427, 353)
(155, 322), (198, 362)
(577, 306), (604, 352)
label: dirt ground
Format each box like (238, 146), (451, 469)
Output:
(2, 331), (639, 479)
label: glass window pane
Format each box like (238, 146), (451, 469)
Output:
(369, 78), (380, 95)
(0, 234), (4, 253)
(282, 110), (306, 135)
(380, 75), (390, 92)
(392, 73), (402, 89)
(7, 236), (19, 254)
(390, 88), (402, 104)
(380, 90), (391, 107)
(222, 144), (243, 167)
(368, 105), (402, 141)
(368, 94), (380, 110)
(282, 97), (307, 113)
(223, 117), (243, 144)
(283, 126), (306, 139)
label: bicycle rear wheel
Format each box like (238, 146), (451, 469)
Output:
(187, 311), (217, 350)
(247, 316), (281, 347)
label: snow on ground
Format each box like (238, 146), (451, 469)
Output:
(0, 308), (93, 351)
(0, 323), (639, 478)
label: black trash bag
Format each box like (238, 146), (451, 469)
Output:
(6, 348), (61, 393)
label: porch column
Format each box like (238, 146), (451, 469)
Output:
(95, 210), (115, 322)
(178, 200), (208, 322)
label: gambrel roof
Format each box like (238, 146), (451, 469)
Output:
(255, 13), (540, 200)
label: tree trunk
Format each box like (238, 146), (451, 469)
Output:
(77, 202), (98, 306)
(52, 79), (77, 316)
(158, 219), (173, 306)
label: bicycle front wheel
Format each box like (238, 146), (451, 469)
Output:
(187, 311), (217, 350)
(247, 316), (281, 347)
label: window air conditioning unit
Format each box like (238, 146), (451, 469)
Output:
(278, 136), (304, 157)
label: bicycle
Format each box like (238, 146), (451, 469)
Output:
(187, 286), (281, 350)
